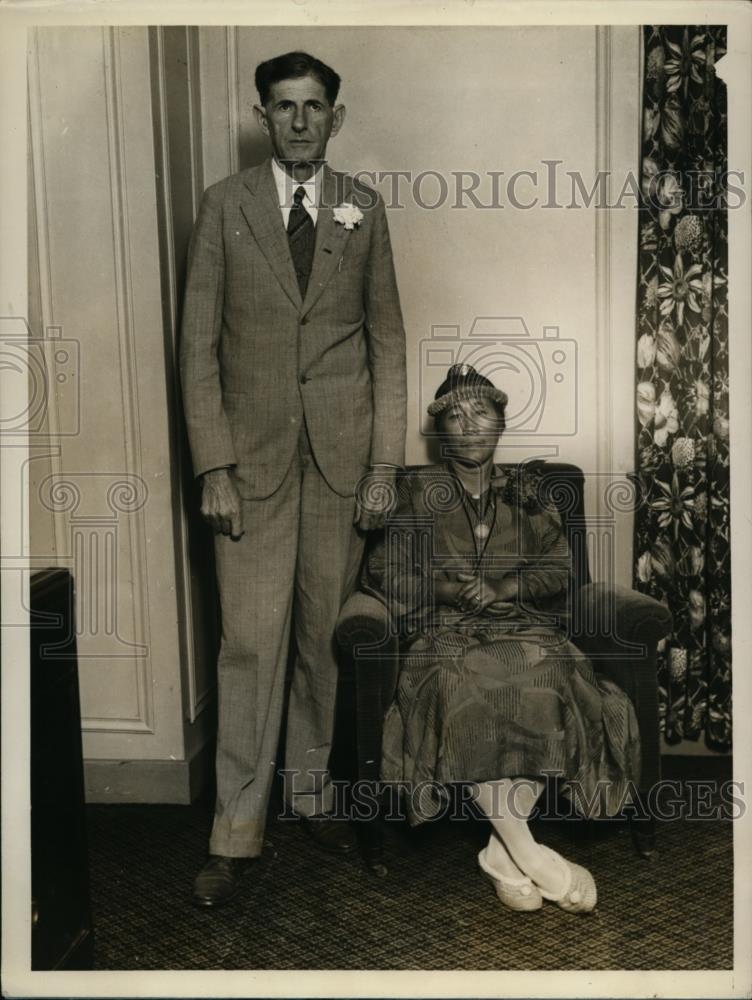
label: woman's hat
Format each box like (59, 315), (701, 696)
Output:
(427, 363), (508, 417)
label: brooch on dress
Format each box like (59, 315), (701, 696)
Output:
(492, 468), (552, 512)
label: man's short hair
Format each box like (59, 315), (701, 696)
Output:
(255, 51), (341, 106)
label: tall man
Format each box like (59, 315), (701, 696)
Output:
(180, 51), (407, 907)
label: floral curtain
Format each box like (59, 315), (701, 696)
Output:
(633, 26), (730, 751)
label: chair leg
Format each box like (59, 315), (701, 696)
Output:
(354, 817), (388, 878)
(349, 645), (400, 879)
(629, 789), (658, 859)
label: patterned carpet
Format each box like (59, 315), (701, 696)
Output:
(86, 783), (733, 970)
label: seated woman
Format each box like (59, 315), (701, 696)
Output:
(362, 364), (641, 915)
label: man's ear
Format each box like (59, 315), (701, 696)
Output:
(330, 103), (346, 138)
(253, 103), (269, 136)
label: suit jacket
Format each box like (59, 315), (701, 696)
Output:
(179, 159), (407, 499)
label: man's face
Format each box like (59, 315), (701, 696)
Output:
(254, 74), (345, 172)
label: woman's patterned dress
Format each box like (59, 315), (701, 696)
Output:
(362, 465), (642, 824)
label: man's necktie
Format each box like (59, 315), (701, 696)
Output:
(287, 185), (315, 299)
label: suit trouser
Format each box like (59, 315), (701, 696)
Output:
(208, 422), (364, 858)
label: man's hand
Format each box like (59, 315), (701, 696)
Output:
(200, 468), (244, 538)
(354, 465), (398, 531)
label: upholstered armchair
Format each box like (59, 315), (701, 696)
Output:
(335, 461), (672, 874)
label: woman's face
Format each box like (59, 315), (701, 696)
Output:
(437, 394), (504, 465)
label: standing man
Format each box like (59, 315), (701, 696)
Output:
(180, 51), (407, 907)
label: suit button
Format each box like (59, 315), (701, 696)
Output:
(300, 316), (309, 326)
(300, 375), (309, 384)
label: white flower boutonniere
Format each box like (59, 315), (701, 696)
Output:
(333, 203), (363, 230)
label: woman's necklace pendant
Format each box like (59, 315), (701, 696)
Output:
(474, 522), (490, 541)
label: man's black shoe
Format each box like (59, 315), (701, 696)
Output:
(300, 814), (357, 855)
(191, 855), (251, 908)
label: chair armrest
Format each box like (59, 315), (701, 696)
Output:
(572, 582), (671, 793)
(573, 582), (672, 656)
(335, 591), (398, 658)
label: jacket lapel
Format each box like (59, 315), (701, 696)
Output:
(301, 165), (353, 316)
(239, 161), (303, 310)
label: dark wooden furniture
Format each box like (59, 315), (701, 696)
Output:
(336, 462), (673, 872)
(31, 569), (94, 970)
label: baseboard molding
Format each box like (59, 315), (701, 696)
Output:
(662, 737), (732, 757)
(84, 737), (214, 804)
(661, 753), (733, 782)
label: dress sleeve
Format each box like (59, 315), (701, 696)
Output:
(360, 477), (432, 631)
(518, 507), (572, 607)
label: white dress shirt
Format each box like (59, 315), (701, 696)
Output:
(271, 157), (321, 227)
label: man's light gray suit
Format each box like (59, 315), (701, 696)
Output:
(180, 159), (407, 857)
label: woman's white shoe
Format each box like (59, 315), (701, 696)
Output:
(533, 845), (598, 914)
(477, 847), (543, 912)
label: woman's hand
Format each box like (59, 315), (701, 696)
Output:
(455, 572), (519, 612)
(434, 579), (464, 607)
(435, 574), (519, 611)
(492, 575), (520, 604)
(456, 573), (498, 612)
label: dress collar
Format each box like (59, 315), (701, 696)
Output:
(443, 462), (508, 498)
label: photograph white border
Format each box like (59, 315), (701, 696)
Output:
(2, 1), (750, 997)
